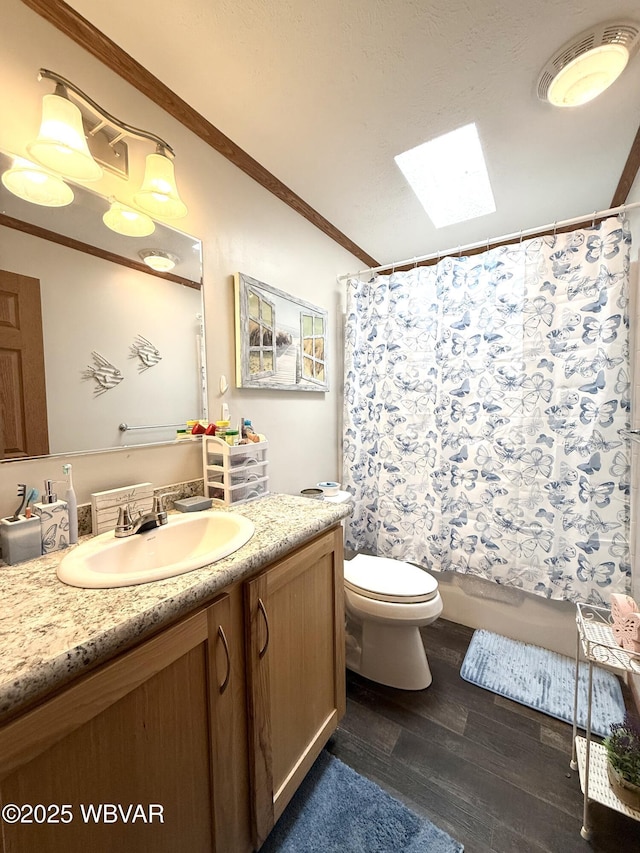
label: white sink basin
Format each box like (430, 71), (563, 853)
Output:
(57, 510), (255, 588)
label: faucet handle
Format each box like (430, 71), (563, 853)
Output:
(115, 504), (134, 537)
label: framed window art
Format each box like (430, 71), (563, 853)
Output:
(234, 272), (329, 392)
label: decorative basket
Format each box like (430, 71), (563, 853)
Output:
(607, 761), (640, 810)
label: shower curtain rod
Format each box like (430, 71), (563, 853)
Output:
(337, 200), (640, 282)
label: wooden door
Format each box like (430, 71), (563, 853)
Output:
(0, 605), (237, 853)
(0, 269), (49, 458)
(245, 526), (345, 847)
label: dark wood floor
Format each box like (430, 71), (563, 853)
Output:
(327, 618), (640, 853)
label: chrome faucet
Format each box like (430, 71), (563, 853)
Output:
(114, 492), (178, 538)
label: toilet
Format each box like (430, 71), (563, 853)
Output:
(344, 553), (443, 690)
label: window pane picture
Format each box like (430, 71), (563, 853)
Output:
(234, 272), (329, 391)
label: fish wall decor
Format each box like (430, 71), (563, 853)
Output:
(129, 334), (162, 372)
(82, 351), (124, 395)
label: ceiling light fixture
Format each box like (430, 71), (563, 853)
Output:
(538, 21), (640, 107)
(103, 199), (156, 237)
(138, 249), (180, 272)
(2, 68), (188, 223)
(1, 156), (74, 207)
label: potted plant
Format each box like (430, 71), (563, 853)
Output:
(603, 713), (640, 810)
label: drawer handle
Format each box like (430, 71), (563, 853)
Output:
(217, 626), (231, 694)
(258, 598), (270, 658)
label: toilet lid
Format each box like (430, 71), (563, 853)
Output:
(345, 554), (438, 603)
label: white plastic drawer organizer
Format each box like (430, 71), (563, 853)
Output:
(203, 435), (269, 506)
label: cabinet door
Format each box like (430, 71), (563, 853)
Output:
(207, 591), (252, 853)
(245, 526), (345, 847)
(0, 597), (249, 853)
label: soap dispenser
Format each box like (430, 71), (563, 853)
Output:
(33, 479), (69, 553)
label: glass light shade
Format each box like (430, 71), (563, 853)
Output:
(548, 44), (629, 107)
(133, 152), (188, 219)
(27, 93), (103, 181)
(103, 200), (156, 237)
(1, 157), (74, 207)
(139, 249), (179, 272)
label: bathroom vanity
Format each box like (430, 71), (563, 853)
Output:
(0, 494), (350, 853)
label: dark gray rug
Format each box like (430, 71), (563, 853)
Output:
(261, 750), (463, 852)
(460, 629), (625, 737)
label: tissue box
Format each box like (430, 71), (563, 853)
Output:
(174, 496), (213, 512)
(611, 593), (640, 652)
(614, 612), (640, 654)
(627, 614), (640, 654)
(611, 592), (638, 648)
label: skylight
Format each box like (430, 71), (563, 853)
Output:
(394, 123), (496, 228)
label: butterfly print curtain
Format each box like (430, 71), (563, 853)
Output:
(343, 216), (632, 604)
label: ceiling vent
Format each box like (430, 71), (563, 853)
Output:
(537, 21), (640, 106)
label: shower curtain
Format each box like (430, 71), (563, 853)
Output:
(343, 216), (632, 604)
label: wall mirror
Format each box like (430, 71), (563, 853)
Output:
(0, 155), (206, 461)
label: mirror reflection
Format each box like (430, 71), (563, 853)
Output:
(0, 154), (206, 461)
(0, 150), (203, 285)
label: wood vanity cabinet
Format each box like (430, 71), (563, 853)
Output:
(245, 525), (345, 848)
(0, 585), (251, 853)
(0, 525), (344, 853)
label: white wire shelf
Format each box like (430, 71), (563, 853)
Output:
(575, 737), (640, 822)
(576, 603), (640, 675)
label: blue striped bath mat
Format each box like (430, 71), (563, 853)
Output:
(460, 629), (625, 737)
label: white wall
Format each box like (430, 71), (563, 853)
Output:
(0, 0), (358, 511)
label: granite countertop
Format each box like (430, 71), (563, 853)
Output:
(0, 494), (352, 723)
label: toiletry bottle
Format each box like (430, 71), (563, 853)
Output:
(215, 420), (230, 441)
(33, 479), (70, 553)
(63, 464), (78, 544)
(225, 428), (239, 446)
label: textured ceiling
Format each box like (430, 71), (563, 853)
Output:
(65, 0), (640, 269)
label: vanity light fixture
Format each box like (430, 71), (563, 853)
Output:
(138, 249), (180, 272)
(134, 151), (188, 219)
(103, 199), (156, 237)
(538, 21), (640, 107)
(3, 68), (188, 222)
(1, 156), (74, 207)
(27, 89), (103, 181)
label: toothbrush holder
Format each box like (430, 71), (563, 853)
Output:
(0, 515), (42, 565)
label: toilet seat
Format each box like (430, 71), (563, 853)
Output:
(345, 554), (438, 604)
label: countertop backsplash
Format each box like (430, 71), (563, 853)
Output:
(75, 478), (206, 537)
